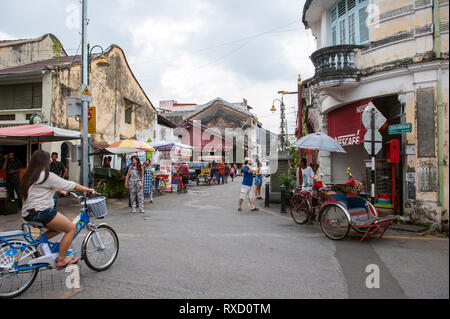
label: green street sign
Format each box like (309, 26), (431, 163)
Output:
(388, 123), (412, 135)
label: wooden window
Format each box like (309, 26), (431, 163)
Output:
(0, 114), (15, 121)
(0, 83), (42, 109)
(329, 0), (369, 45)
(124, 98), (134, 125)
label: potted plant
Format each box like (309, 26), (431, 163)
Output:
(279, 172), (296, 203)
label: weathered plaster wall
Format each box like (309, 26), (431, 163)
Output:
(50, 46), (156, 145)
(0, 34), (65, 70)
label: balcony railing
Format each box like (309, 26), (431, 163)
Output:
(310, 45), (361, 78)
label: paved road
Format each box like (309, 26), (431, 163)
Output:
(4, 177), (448, 299)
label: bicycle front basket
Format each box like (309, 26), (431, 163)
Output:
(86, 197), (108, 218)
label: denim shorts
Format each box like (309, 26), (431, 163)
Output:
(24, 206), (57, 226)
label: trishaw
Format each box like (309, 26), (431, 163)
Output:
(290, 132), (396, 242)
(289, 187), (396, 241)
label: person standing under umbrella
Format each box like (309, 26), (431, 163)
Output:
(125, 156), (144, 213)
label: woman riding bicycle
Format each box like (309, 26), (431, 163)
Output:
(21, 150), (95, 270)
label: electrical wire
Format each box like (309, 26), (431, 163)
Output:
(129, 20), (301, 66)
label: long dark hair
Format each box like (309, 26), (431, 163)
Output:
(21, 149), (50, 200)
(131, 156), (142, 175)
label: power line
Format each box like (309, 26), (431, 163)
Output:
(129, 20), (301, 66)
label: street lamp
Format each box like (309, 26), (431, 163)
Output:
(271, 97), (288, 151)
(87, 44), (110, 84)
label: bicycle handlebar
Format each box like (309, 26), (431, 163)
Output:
(70, 190), (102, 200)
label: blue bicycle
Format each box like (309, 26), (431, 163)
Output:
(0, 192), (119, 298)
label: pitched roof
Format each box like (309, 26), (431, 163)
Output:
(0, 33), (68, 56)
(0, 56), (81, 75)
(188, 97), (254, 119)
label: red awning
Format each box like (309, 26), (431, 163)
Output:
(0, 124), (81, 142)
(327, 99), (372, 146)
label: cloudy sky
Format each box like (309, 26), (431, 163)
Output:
(1, 0), (316, 134)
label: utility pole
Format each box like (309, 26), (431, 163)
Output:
(81, 0), (89, 187)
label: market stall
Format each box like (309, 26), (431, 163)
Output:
(0, 124), (81, 214)
(149, 140), (193, 192)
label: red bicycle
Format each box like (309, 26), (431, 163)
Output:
(289, 188), (326, 224)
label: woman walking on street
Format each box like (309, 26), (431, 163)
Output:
(125, 156), (145, 213)
(143, 159), (154, 203)
(254, 162), (263, 199)
(21, 150), (95, 269)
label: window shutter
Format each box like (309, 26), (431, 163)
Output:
(338, 0), (347, 17)
(14, 84), (33, 109)
(348, 13), (356, 44)
(339, 19), (347, 44)
(359, 7), (369, 43)
(332, 26), (337, 45)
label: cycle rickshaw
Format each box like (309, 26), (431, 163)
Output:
(289, 133), (396, 242)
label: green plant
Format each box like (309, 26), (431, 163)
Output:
(52, 39), (63, 60)
(279, 172), (296, 192)
(97, 178), (127, 198)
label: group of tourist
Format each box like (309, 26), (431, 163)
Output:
(208, 161), (237, 185)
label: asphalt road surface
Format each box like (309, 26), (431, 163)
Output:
(11, 177), (449, 299)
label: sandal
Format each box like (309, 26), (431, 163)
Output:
(56, 257), (79, 270)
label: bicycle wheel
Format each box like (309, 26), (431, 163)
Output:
(319, 204), (351, 240)
(0, 240), (39, 299)
(289, 193), (312, 225)
(82, 224), (119, 272)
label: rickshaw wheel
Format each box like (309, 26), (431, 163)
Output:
(290, 193), (312, 225)
(319, 204), (351, 240)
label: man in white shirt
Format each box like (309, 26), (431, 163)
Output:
(300, 158), (314, 191)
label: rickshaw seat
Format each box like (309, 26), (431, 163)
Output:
(329, 194), (368, 211)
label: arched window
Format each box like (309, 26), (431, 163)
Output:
(330, 0), (369, 45)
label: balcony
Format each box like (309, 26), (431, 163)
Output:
(310, 45), (361, 87)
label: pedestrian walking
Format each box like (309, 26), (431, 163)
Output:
(180, 161), (190, 192)
(21, 150), (94, 269)
(230, 164), (235, 182)
(218, 161), (225, 184)
(123, 160), (136, 207)
(224, 163), (230, 183)
(49, 152), (68, 209)
(238, 159), (258, 212)
(210, 161), (217, 185)
(143, 159), (154, 203)
(254, 161), (263, 199)
(2, 152), (24, 208)
(125, 156), (144, 213)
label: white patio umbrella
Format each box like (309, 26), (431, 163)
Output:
(291, 132), (346, 153)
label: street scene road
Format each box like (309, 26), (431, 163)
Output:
(0, 0), (449, 303)
(2, 177), (447, 299)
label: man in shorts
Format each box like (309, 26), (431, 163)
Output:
(238, 159), (259, 212)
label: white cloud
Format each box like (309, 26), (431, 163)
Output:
(0, 31), (15, 40)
